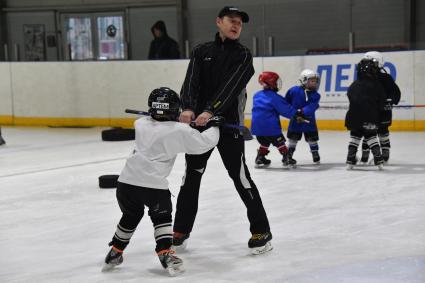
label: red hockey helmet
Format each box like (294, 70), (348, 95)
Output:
(258, 71), (282, 91)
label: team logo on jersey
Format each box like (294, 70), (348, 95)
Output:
(152, 102), (169, 110)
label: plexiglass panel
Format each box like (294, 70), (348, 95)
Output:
(96, 16), (125, 60)
(66, 17), (93, 60)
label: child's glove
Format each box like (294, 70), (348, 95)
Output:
(293, 109), (306, 124)
(206, 116), (225, 127)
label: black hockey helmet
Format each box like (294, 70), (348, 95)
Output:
(148, 87), (181, 121)
(357, 59), (379, 78)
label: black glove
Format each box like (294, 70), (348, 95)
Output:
(293, 109), (306, 124)
(206, 116), (225, 127)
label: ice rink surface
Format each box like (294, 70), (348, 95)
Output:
(0, 126), (424, 283)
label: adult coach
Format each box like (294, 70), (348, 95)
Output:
(173, 6), (272, 255)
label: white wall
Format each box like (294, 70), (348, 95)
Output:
(4, 60), (186, 120)
(0, 50), (424, 126)
(413, 51), (425, 120)
(0, 64), (12, 117)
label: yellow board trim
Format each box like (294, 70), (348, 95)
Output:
(0, 116), (135, 128)
(1, 115), (425, 131)
(243, 119), (425, 131)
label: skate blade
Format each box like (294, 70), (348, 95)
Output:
(250, 242), (273, 255)
(313, 161), (320, 165)
(255, 164), (271, 169)
(346, 164), (354, 170)
(171, 241), (188, 252)
(101, 263), (119, 272)
(166, 264), (185, 277)
(377, 164), (384, 170)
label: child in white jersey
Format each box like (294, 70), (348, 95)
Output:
(102, 87), (222, 276)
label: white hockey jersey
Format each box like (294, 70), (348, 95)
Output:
(118, 116), (219, 190)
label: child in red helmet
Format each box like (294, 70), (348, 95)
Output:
(251, 71), (301, 168)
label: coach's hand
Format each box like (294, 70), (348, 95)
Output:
(195, 111), (213, 127)
(179, 110), (195, 124)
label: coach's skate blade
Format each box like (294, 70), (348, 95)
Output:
(255, 163), (271, 169)
(166, 264), (185, 276)
(346, 164), (354, 170)
(377, 164), (384, 170)
(250, 241), (273, 255)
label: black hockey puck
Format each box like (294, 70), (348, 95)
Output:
(99, 174), (119, 188)
(101, 128), (135, 141)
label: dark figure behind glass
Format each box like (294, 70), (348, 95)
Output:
(148, 20), (180, 60)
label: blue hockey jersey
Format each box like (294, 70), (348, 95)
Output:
(251, 90), (296, 136)
(285, 86), (320, 132)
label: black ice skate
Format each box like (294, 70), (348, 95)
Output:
(171, 232), (190, 251)
(373, 155), (384, 170)
(0, 133), (5, 145)
(281, 152), (289, 169)
(312, 151), (320, 164)
(102, 246), (123, 272)
(248, 232), (273, 255)
(370, 146), (384, 170)
(360, 149), (370, 164)
(346, 154), (358, 170)
(158, 249), (184, 276)
(287, 156), (297, 168)
(255, 152), (271, 168)
(382, 148), (390, 163)
(287, 148), (297, 168)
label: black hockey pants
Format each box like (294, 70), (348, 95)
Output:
(110, 182), (173, 253)
(348, 130), (382, 160)
(361, 126), (390, 152)
(174, 132), (271, 235)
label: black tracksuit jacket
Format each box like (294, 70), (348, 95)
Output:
(180, 33), (255, 126)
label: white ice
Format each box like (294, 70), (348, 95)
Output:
(0, 127), (424, 283)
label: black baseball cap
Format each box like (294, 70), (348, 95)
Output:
(217, 6), (249, 23)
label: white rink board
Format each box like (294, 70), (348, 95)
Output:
(0, 63), (12, 116)
(0, 50), (424, 122)
(263, 52), (417, 120)
(9, 61), (188, 118)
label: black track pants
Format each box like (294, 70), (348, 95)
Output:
(174, 132), (271, 235)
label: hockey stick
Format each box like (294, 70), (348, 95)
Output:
(125, 109), (254, 140)
(393, 104), (425, 108)
(319, 104), (425, 110)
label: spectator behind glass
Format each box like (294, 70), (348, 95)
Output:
(148, 20), (180, 60)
